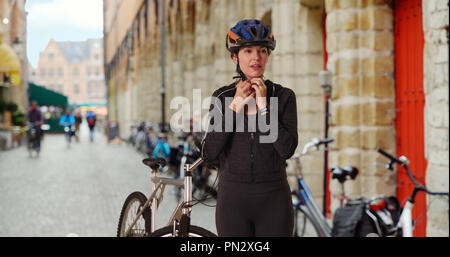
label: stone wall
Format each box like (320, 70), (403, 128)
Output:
(422, 0), (449, 237)
(325, 0), (397, 211)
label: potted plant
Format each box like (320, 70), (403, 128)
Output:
(0, 99), (6, 125)
(3, 101), (18, 126)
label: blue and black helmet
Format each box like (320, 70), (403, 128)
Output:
(226, 19), (276, 53)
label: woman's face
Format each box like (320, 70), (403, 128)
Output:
(233, 45), (269, 80)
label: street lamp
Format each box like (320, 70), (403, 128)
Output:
(318, 69), (333, 217)
(319, 70), (332, 98)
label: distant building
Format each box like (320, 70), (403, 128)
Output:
(32, 38), (106, 107)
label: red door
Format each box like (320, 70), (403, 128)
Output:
(394, 0), (427, 236)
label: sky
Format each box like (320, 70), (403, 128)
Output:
(26, 0), (103, 68)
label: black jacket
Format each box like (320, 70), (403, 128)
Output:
(203, 80), (298, 183)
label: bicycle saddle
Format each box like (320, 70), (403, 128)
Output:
(142, 157), (167, 170)
(331, 166), (359, 183)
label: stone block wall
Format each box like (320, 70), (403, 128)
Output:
(325, 0), (397, 211)
(422, 0), (449, 237)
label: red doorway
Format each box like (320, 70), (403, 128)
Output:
(394, 0), (427, 236)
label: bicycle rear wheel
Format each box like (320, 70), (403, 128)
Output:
(293, 208), (322, 237)
(148, 225), (216, 237)
(117, 191), (152, 237)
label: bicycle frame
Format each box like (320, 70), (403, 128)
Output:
(124, 157), (204, 236)
(293, 175), (332, 237)
(291, 138), (334, 237)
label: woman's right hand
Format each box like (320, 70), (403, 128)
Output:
(229, 80), (256, 113)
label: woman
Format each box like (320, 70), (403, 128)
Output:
(203, 19), (298, 236)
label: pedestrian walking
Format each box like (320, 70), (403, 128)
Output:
(86, 111), (96, 142)
(203, 19), (298, 237)
(74, 110), (82, 142)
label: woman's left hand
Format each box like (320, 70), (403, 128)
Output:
(250, 78), (267, 110)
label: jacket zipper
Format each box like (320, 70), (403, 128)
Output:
(250, 132), (254, 182)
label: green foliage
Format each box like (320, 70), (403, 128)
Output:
(12, 110), (25, 126)
(5, 101), (18, 112)
(0, 100), (6, 113)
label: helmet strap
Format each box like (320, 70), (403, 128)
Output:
(232, 57), (247, 81)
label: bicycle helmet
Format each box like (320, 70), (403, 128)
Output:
(226, 19), (276, 53)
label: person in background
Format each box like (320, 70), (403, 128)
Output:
(74, 110), (82, 142)
(86, 111), (96, 142)
(59, 109), (76, 142)
(152, 132), (171, 161)
(26, 101), (44, 150)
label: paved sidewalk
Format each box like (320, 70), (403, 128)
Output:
(0, 124), (217, 236)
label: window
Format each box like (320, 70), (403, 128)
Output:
(87, 82), (92, 95)
(87, 67), (91, 76)
(48, 53), (54, 60)
(49, 68), (54, 77)
(58, 84), (63, 93)
(49, 84), (54, 90)
(40, 68), (46, 77)
(96, 83), (100, 96)
(95, 67), (100, 76)
(74, 84), (79, 95)
(73, 67), (79, 76)
(58, 68), (63, 76)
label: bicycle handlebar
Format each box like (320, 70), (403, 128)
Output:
(295, 138), (334, 157)
(376, 147), (449, 197)
(320, 138), (334, 144)
(376, 147), (401, 165)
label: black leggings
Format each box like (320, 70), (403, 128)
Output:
(215, 179), (294, 237)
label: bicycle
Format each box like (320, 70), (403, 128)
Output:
(290, 138), (334, 237)
(375, 148), (449, 237)
(60, 122), (75, 146)
(117, 154), (217, 237)
(171, 133), (218, 203)
(290, 138), (379, 237)
(27, 121), (42, 157)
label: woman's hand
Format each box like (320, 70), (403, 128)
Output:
(229, 80), (256, 113)
(250, 78), (267, 110)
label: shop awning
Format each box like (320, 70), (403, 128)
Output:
(0, 41), (20, 72)
(28, 82), (68, 107)
(0, 40), (21, 86)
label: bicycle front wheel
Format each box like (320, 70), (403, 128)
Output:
(117, 191), (152, 237)
(149, 225), (217, 237)
(294, 208), (322, 237)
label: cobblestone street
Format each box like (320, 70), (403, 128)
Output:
(0, 124), (217, 237)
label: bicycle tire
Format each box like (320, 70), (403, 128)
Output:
(293, 208), (322, 237)
(148, 225), (217, 237)
(117, 191), (152, 237)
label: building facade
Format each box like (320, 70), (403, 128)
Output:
(103, 0), (449, 236)
(0, 0), (28, 114)
(31, 38), (106, 108)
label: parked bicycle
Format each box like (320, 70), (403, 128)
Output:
(290, 138), (389, 237)
(117, 138), (217, 237)
(374, 148), (449, 237)
(170, 133), (217, 203)
(134, 121), (155, 155)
